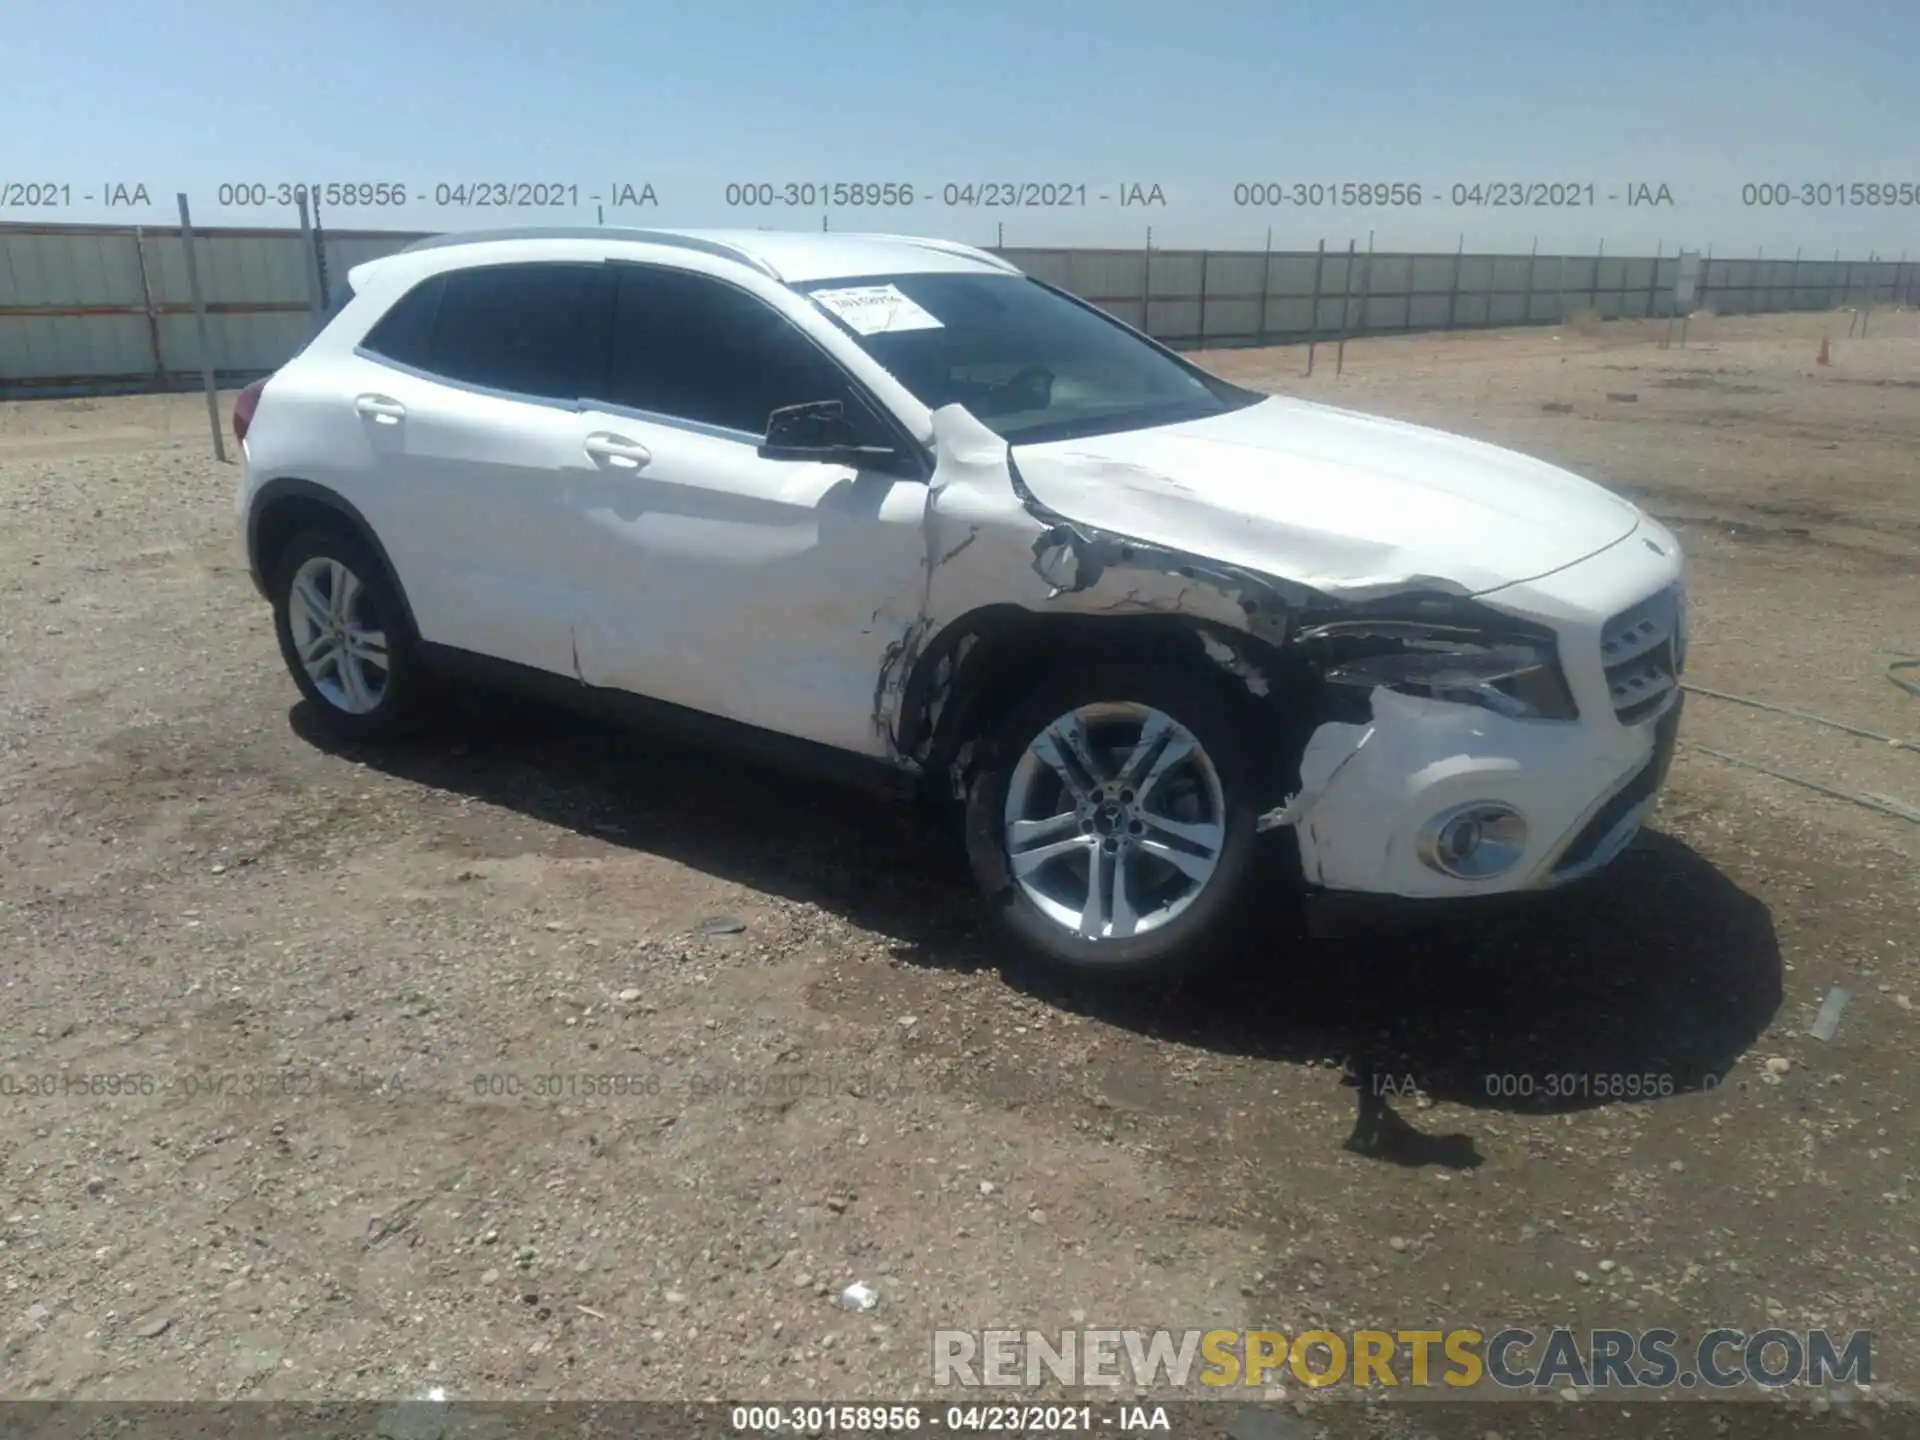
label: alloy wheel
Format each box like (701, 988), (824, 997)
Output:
(1002, 701), (1227, 944)
(286, 555), (390, 714)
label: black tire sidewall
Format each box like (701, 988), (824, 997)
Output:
(270, 528), (420, 741)
(965, 662), (1261, 984)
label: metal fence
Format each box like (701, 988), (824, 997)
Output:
(0, 221), (421, 393)
(1009, 243), (1914, 344)
(2, 219), (1914, 395)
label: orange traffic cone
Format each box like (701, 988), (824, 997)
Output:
(1817, 336), (1831, 366)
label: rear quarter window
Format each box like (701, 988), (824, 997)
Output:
(354, 263), (605, 402)
(359, 274), (444, 370)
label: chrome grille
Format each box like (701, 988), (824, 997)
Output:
(1601, 584), (1682, 724)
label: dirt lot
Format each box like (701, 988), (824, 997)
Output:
(1, 311), (1916, 1423)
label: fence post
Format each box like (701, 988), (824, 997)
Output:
(1257, 226), (1272, 343)
(1335, 238), (1356, 376)
(1196, 246), (1208, 348)
(1591, 238), (1602, 315)
(1791, 247), (1802, 313)
(295, 189), (325, 337)
(1307, 238), (1325, 376)
(1446, 233), (1463, 328)
(1357, 229), (1375, 337)
(1522, 237), (1538, 326)
(312, 194), (330, 308)
(176, 193), (227, 464)
(1680, 243), (1707, 348)
(132, 225), (166, 382)
(1141, 226), (1152, 338)
(1647, 239), (1662, 320)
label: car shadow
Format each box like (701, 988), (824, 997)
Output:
(293, 693), (1784, 1157)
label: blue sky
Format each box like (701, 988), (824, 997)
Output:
(6, 0), (1917, 255)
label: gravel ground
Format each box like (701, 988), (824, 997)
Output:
(0, 312), (1915, 1426)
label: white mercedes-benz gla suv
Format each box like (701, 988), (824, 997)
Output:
(235, 226), (1686, 982)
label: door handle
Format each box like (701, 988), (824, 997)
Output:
(355, 394), (406, 424)
(583, 432), (652, 470)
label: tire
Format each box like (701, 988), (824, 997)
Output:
(269, 526), (425, 742)
(962, 661), (1262, 985)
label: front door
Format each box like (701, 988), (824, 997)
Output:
(567, 263), (930, 758)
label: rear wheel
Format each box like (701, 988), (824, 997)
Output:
(963, 663), (1261, 984)
(270, 527), (424, 741)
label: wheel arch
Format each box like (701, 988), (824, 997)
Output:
(899, 604), (1315, 804)
(248, 478), (419, 637)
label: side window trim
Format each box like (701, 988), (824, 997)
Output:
(591, 260), (932, 476)
(346, 348), (600, 415)
(582, 395), (776, 446)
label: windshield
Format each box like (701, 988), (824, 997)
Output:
(799, 272), (1261, 444)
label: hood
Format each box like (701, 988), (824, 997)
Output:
(1009, 395), (1642, 597)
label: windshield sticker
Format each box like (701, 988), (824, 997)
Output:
(810, 284), (945, 336)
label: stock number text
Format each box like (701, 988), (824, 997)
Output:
(1483, 1071), (1696, 1100)
(724, 182), (916, 208)
(1741, 181), (1919, 207)
(1234, 181), (1423, 207)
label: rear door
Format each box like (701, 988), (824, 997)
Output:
(348, 261), (611, 676)
(567, 263), (932, 756)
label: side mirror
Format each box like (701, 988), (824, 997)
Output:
(759, 400), (904, 470)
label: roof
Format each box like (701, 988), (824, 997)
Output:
(395, 226), (1022, 284)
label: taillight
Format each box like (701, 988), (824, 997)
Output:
(233, 377), (269, 444)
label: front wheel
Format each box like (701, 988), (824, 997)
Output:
(963, 663), (1262, 985)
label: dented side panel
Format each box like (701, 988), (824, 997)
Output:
(563, 410), (931, 759)
(871, 404), (1306, 757)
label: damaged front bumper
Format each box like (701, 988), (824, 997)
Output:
(1268, 529), (1687, 928)
(1296, 697), (1681, 935)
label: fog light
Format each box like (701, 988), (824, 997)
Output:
(1417, 802), (1529, 880)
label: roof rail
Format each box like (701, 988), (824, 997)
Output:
(396, 226), (783, 280)
(884, 234), (1023, 274)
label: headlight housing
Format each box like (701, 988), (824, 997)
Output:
(1296, 599), (1579, 721)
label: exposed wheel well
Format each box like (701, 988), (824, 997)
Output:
(906, 607), (1314, 807)
(249, 481), (417, 634)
